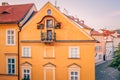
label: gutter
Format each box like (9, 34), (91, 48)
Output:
(17, 23), (22, 80)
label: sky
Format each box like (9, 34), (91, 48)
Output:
(0, 0), (120, 30)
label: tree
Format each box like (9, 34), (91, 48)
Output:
(109, 43), (120, 71)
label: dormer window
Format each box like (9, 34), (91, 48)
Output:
(46, 19), (53, 28)
(47, 9), (51, 15)
(1, 11), (9, 14)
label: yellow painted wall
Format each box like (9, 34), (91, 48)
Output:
(20, 2), (95, 80)
(0, 24), (18, 80)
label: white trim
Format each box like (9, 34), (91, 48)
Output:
(69, 46), (80, 58)
(22, 66), (31, 79)
(6, 29), (16, 46)
(6, 56), (16, 74)
(44, 66), (55, 80)
(68, 66), (80, 80)
(22, 46), (31, 57)
(47, 9), (52, 15)
(44, 46), (55, 58)
(19, 5), (35, 27)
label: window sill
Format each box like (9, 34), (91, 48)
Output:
(68, 57), (80, 59)
(22, 57), (32, 58)
(44, 57), (55, 59)
(0, 74), (18, 76)
(6, 44), (16, 46)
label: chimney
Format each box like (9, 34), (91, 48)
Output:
(79, 20), (84, 25)
(2, 2), (9, 6)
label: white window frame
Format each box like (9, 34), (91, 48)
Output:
(22, 66), (31, 80)
(6, 56), (16, 74)
(68, 65), (80, 80)
(44, 46), (55, 58)
(69, 46), (80, 58)
(6, 29), (16, 46)
(22, 46), (31, 57)
(69, 70), (80, 80)
(47, 9), (52, 15)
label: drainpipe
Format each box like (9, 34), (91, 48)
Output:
(17, 23), (22, 80)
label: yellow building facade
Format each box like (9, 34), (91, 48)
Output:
(0, 2), (95, 80)
(20, 2), (95, 80)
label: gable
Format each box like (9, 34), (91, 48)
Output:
(21, 2), (94, 41)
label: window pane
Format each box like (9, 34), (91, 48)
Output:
(8, 59), (11, 63)
(75, 72), (78, 75)
(71, 72), (74, 75)
(75, 77), (78, 80)
(12, 59), (15, 63)
(7, 30), (15, 45)
(47, 9), (51, 15)
(71, 77), (74, 80)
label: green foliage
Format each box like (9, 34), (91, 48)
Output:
(109, 43), (120, 71)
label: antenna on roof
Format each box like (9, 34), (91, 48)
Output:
(64, 8), (69, 15)
(55, 0), (57, 7)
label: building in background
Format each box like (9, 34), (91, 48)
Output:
(0, 2), (37, 80)
(91, 30), (105, 63)
(113, 29), (120, 51)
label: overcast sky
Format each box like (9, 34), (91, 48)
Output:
(0, 0), (120, 30)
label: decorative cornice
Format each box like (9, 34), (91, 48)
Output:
(21, 40), (97, 43)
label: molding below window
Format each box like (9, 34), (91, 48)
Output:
(21, 57), (32, 58)
(0, 74), (18, 76)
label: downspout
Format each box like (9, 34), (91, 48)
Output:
(17, 23), (22, 80)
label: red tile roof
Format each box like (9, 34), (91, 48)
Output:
(0, 3), (34, 23)
(101, 29), (115, 36)
(91, 30), (103, 36)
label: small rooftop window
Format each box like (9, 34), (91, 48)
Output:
(47, 9), (51, 15)
(1, 11), (9, 14)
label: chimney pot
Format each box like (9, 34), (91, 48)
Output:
(2, 2), (9, 6)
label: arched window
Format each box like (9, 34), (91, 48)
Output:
(47, 9), (51, 15)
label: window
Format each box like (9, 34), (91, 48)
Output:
(7, 57), (16, 74)
(6, 29), (15, 45)
(22, 68), (31, 80)
(70, 71), (79, 80)
(95, 46), (102, 52)
(99, 54), (102, 59)
(68, 64), (80, 80)
(69, 47), (79, 58)
(47, 9), (51, 15)
(44, 46), (54, 58)
(22, 46), (31, 57)
(46, 20), (53, 28)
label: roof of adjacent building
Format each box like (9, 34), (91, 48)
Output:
(0, 3), (34, 24)
(65, 14), (92, 29)
(91, 30), (102, 35)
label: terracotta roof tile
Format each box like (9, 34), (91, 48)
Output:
(0, 3), (34, 23)
(91, 30), (103, 36)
